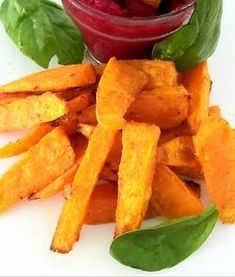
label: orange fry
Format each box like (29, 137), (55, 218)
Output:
(0, 127), (75, 212)
(31, 136), (88, 199)
(78, 104), (97, 125)
(0, 64), (97, 93)
(182, 62), (211, 134)
(68, 92), (93, 113)
(127, 86), (190, 129)
(0, 92), (67, 132)
(142, 0), (161, 8)
(85, 183), (159, 225)
(0, 93), (27, 105)
(115, 122), (160, 236)
(158, 136), (203, 180)
(194, 114), (235, 223)
(51, 125), (117, 253)
(97, 57), (148, 130)
(151, 165), (204, 218)
(0, 123), (53, 158)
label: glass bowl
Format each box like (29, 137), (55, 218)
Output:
(62, 0), (196, 63)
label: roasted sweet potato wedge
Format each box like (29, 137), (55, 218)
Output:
(194, 114), (235, 223)
(0, 123), (53, 158)
(51, 125), (117, 253)
(78, 104), (97, 125)
(115, 122), (160, 236)
(127, 86), (190, 129)
(159, 123), (192, 145)
(0, 93), (28, 105)
(85, 182), (159, 225)
(158, 136), (203, 179)
(67, 92), (93, 114)
(150, 165), (204, 218)
(78, 124), (96, 138)
(0, 127), (75, 211)
(182, 62), (211, 134)
(0, 64), (97, 93)
(126, 59), (177, 89)
(0, 92), (67, 132)
(96, 57), (148, 130)
(30, 135), (88, 199)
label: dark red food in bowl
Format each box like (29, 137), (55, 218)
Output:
(62, 0), (196, 63)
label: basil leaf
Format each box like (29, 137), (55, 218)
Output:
(152, 0), (223, 71)
(110, 206), (218, 272)
(0, 0), (85, 68)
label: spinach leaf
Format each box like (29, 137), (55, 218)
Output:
(152, 0), (223, 71)
(110, 206), (218, 272)
(0, 0), (85, 68)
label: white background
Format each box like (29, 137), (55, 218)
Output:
(0, 0), (234, 276)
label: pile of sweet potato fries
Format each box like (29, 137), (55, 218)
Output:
(0, 57), (234, 254)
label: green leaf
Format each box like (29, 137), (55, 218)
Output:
(110, 206), (218, 272)
(0, 0), (85, 68)
(152, 0), (223, 71)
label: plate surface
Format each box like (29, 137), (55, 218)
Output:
(0, 0), (234, 276)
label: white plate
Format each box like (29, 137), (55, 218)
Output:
(0, 0), (234, 276)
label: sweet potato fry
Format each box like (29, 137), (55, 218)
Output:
(126, 59), (178, 89)
(127, 86), (190, 129)
(30, 162), (79, 200)
(182, 62), (211, 134)
(159, 123), (192, 145)
(0, 93), (27, 105)
(0, 127), (75, 211)
(68, 92), (94, 113)
(97, 57), (148, 130)
(100, 166), (118, 183)
(85, 183), (159, 225)
(85, 182), (118, 224)
(142, 0), (161, 8)
(150, 165), (204, 218)
(0, 92), (67, 132)
(115, 122), (160, 236)
(0, 64), (97, 93)
(58, 112), (79, 135)
(78, 104), (97, 124)
(0, 123), (53, 158)
(194, 114), (235, 223)
(78, 124), (96, 138)
(209, 105), (221, 117)
(158, 136), (203, 179)
(51, 125), (117, 253)
(30, 135), (88, 199)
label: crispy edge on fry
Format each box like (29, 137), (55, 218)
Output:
(96, 57), (148, 130)
(0, 64), (97, 93)
(0, 93), (28, 105)
(51, 125), (117, 253)
(158, 136), (203, 180)
(115, 122), (160, 237)
(0, 127), (75, 212)
(127, 86), (190, 129)
(0, 124), (54, 158)
(194, 114), (235, 223)
(0, 92), (68, 132)
(182, 62), (211, 134)
(150, 165), (204, 218)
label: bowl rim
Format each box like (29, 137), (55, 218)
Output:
(64, 0), (196, 25)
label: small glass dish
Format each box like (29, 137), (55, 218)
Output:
(62, 0), (196, 63)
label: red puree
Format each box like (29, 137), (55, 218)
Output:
(62, 0), (196, 62)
